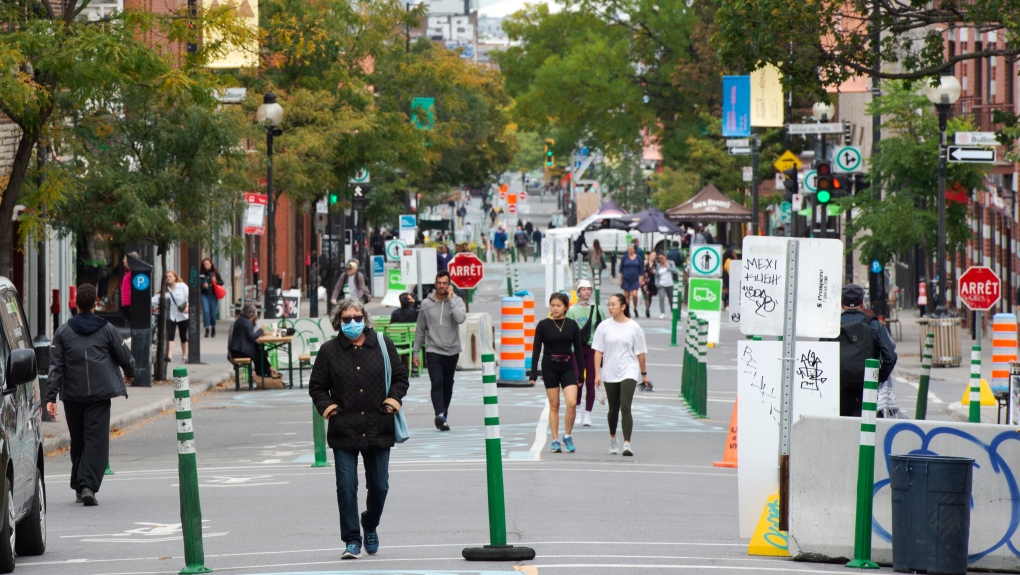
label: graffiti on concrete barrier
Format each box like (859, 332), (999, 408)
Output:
(872, 423), (1020, 562)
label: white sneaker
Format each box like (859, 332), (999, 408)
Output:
(659, 314), (665, 319)
(622, 441), (633, 456)
(582, 412), (592, 426)
(609, 438), (620, 454)
(574, 411), (583, 425)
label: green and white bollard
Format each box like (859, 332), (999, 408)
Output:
(969, 344), (981, 423)
(915, 332), (934, 420)
(845, 358), (880, 570)
(462, 353), (536, 561)
(696, 318), (708, 418)
(173, 367), (211, 574)
(311, 406), (330, 468)
(594, 270), (601, 306)
(505, 260), (513, 297)
(513, 266), (520, 294)
(105, 461), (114, 475)
(670, 277), (680, 347)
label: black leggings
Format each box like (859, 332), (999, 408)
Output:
(605, 379), (637, 441)
(233, 349), (273, 377)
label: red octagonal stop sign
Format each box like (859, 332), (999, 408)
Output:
(958, 266), (1000, 311)
(448, 252), (485, 289)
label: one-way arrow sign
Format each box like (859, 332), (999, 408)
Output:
(948, 146), (995, 164)
(728, 147), (752, 155)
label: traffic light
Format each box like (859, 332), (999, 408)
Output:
(814, 162), (833, 204)
(329, 191), (339, 205)
(832, 176), (852, 198)
(782, 167), (798, 200)
(544, 138), (555, 167)
(853, 174), (870, 193)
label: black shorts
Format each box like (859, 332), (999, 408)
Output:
(166, 320), (188, 343)
(542, 368), (578, 390)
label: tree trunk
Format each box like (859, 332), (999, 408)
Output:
(0, 130), (41, 277)
(154, 246), (168, 381)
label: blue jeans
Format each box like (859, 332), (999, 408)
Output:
(200, 293), (218, 328)
(334, 447), (390, 545)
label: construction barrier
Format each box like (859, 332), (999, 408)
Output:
(992, 313), (1017, 392)
(915, 332), (934, 420)
(173, 367), (211, 574)
(522, 294), (535, 372)
(845, 358), (880, 570)
(497, 297), (530, 386)
(714, 400), (738, 468)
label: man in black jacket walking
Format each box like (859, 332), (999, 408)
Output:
(47, 284), (135, 506)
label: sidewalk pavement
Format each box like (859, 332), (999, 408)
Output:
(42, 321), (237, 454)
(887, 309), (1006, 423)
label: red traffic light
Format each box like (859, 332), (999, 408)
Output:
(817, 162), (831, 176)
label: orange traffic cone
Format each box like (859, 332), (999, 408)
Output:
(714, 400), (738, 468)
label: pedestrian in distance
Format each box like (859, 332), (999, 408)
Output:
(514, 225), (529, 262)
(158, 270), (189, 363)
(529, 293), (585, 453)
(641, 255), (658, 319)
(47, 283), (136, 506)
(593, 293), (649, 456)
(331, 260), (372, 305)
(119, 251), (138, 320)
(565, 279), (606, 427)
(532, 227), (543, 258)
(199, 258), (224, 338)
(228, 304), (283, 380)
(437, 244), (453, 272)
(654, 253), (679, 320)
(308, 297), (409, 560)
(588, 239), (605, 279)
(666, 241), (684, 269)
(390, 292), (419, 324)
(833, 284), (897, 416)
(493, 226), (508, 262)
(618, 245), (643, 318)
(413, 270), (467, 430)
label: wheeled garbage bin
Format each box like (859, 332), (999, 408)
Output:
(890, 454), (974, 574)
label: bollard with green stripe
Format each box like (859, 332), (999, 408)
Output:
(681, 313), (696, 406)
(594, 268), (601, 306)
(696, 318), (708, 419)
(670, 277), (680, 347)
(845, 358), (880, 570)
(463, 353), (536, 562)
(969, 345), (981, 423)
(915, 332), (934, 420)
(505, 260), (513, 297)
(173, 367), (212, 574)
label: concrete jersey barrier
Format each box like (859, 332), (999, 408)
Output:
(788, 415), (1020, 571)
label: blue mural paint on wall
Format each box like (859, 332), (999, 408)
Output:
(871, 422), (1020, 562)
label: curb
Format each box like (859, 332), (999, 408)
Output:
(44, 369), (235, 454)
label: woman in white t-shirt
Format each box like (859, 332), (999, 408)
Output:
(592, 293), (649, 456)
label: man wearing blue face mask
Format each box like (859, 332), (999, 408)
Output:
(308, 297), (409, 560)
(413, 270), (467, 431)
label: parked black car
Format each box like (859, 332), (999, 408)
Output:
(0, 277), (47, 571)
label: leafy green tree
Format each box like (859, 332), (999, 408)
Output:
(509, 130), (546, 173)
(843, 82), (986, 279)
(0, 0), (253, 275)
(714, 0), (1019, 98)
(649, 167), (701, 211)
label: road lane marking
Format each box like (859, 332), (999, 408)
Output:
(510, 397), (549, 461)
(895, 376), (944, 404)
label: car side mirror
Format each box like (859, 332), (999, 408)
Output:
(6, 348), (36, 392)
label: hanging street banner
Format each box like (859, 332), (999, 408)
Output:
(411, 97), (436, 130)
(750, 64), (784, 128)
(243, 192), (268, 235)
(722, 76), (751, 137)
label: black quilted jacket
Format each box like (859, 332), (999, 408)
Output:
(308, 329), (409, 450)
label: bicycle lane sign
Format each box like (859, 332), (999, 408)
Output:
(688, 277), (723, 313)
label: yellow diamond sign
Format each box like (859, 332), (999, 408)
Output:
(773, 150), (802, 173)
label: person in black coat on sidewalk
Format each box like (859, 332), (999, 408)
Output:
(228, 304), (281, 378)
(46, 284), (135, 506)
(308, 297), (409, 560)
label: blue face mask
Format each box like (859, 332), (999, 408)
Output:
(342, 320), (365, 339)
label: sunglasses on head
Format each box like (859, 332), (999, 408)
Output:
(340, 315), (364, 324)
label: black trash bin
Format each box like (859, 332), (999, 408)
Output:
(890, 454), (974, 574)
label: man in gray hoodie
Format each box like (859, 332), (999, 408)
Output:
(47, 284), (135, 506)
(412, 270), (466, 431)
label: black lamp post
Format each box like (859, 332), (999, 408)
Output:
(925, 69), (961, 316)
(257, 92), (284, 318)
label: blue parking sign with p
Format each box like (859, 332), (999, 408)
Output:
(133, 273), (150, 291)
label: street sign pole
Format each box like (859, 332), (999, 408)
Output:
(778, 239), (799, 532)
(751, 131), (760, 236)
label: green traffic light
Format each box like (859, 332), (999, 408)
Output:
(329, 193), (338, 204)
(817, 190), (831, 204)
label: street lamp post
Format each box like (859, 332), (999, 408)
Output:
(257, 93), (284, 319)
(925, 70), (961, 316)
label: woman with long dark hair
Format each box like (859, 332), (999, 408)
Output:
(592, 293), (649, 456)
(529, 292), (585, 453)
(199, 258), (224, 338)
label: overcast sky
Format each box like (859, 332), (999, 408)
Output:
(478, 0), (558, 18)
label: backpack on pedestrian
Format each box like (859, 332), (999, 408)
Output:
(830, 319), (877, 393)
(515, 230), (528, 248)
